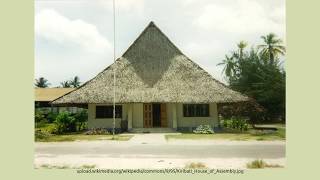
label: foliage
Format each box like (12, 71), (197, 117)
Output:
(39, 123), (59, 134)
(222, 118), (249, 131)
(54, 112), (77, 134)
(35, 130), (52, 141)
(84, 128), (110, 135)
(258, 33), (286, 64)
(218, 33), (285, 121)
(193, 125), (214, 134)
(60, 76), (81, 88)
(60, 80), (71, 88)
(246, 160), (267, 169)
(46, 112), (58, 123)
(73, 110), (88, 131)
(70, 76), (81, 87)
(35, 110), (46, 123)
(35, 77), (50, 88)
(246, 159), (283, 169)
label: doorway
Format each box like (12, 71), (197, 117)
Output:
(143, 103), (167, 128)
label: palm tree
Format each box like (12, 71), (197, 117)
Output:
(70, 76), (81, 88)
(237, 41), (248, 60)
(258, 33), (286, 65)
(35, 77), (50, 88)
(217, 55), (237, 78)
(60, 81), (71, 88)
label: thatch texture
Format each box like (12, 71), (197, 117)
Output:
(52, 22), (248, 104)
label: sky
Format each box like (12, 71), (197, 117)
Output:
(35, 0), (286, 87)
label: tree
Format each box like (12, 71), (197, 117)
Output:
(258, 33), (286, 65)
(217, 55), (237, 82)
(70, 76), (81, 88)
(35, 77), (50, 88)
(237, 41), (248, 60)
(60, 81), (71, 88)
(218, 34), (286, 122)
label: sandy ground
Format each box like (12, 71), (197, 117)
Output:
(34, 155), (285, 169)
(34, 133), (286, 169)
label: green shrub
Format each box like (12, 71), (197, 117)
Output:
(35, 110), (46, 123)
(246, 160), (266, 169)
(193, 125), (214, 134)
(223, 118), (249, 131)
(42, 123), (59, 134)
(73, 110), (88, 131)
(46, 112), (58, 123)
(54, 112), (76, 134)
(246, 159), (283, 169)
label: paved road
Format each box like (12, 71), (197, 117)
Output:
(35, 140), (285, 159)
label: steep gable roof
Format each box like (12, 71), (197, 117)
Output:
(52, 22), (248, 104)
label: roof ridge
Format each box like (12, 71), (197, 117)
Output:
(121, 21), (183, 57)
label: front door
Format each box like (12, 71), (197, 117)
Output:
(143, 103), (152, 128)
(160, 104), (167, 127)
(143, 103), (167, 128)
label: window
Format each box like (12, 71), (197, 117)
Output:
(183, 104), (209, 117)
(96, 105), (122, 118)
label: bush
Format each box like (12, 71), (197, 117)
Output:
(46, 112), (58, 123)
(193, 125), (214, 134)
(35, 110), (46, 123)
(54, 112), (76, 134)
(41, 123), (59, 134)
(246, 160), (266, 169)
(84, 128), (110, 135)
(223, 118), (249, 131)
(73, 110), (88, 131)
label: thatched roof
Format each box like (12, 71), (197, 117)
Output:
(35, 88), (75, 102)
(52, 22), (248, 104)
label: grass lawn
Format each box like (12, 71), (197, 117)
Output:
(36, 134), (133, 142)
(165, 127), (285, 141)
(35, 123), (133, 142)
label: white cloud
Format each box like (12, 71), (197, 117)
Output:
(35, 9), (111, 53)
(99, 0), (145, 13)
(195, 0), (285, 35)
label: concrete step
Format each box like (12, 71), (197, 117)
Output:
(128, 128), (177, 133)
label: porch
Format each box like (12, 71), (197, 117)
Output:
(87, 103), (218, 132)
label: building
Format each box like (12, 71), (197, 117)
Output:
(52, 22), (248, 132)
(35, 88), (81, 114)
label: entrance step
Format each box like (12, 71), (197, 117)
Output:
(129, 128), (177, 133)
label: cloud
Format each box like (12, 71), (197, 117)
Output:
(194, 0), (285, 35)
(35, 9), (111, 53)
(99, 0), (145, 13)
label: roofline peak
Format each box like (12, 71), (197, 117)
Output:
(148, 21), (155, 26)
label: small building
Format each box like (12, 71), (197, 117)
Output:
(35, 88), (81, 114)
(52, 22), (248, 132)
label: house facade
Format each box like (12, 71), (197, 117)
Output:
(52, 22), (247, 132)
(87, 103), (218, 131)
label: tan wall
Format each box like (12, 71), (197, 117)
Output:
(166, 103), (174, 128)
(88, 104), (127, 129)
(132, 103), (143, 128)
(176, 103), (218, 127)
